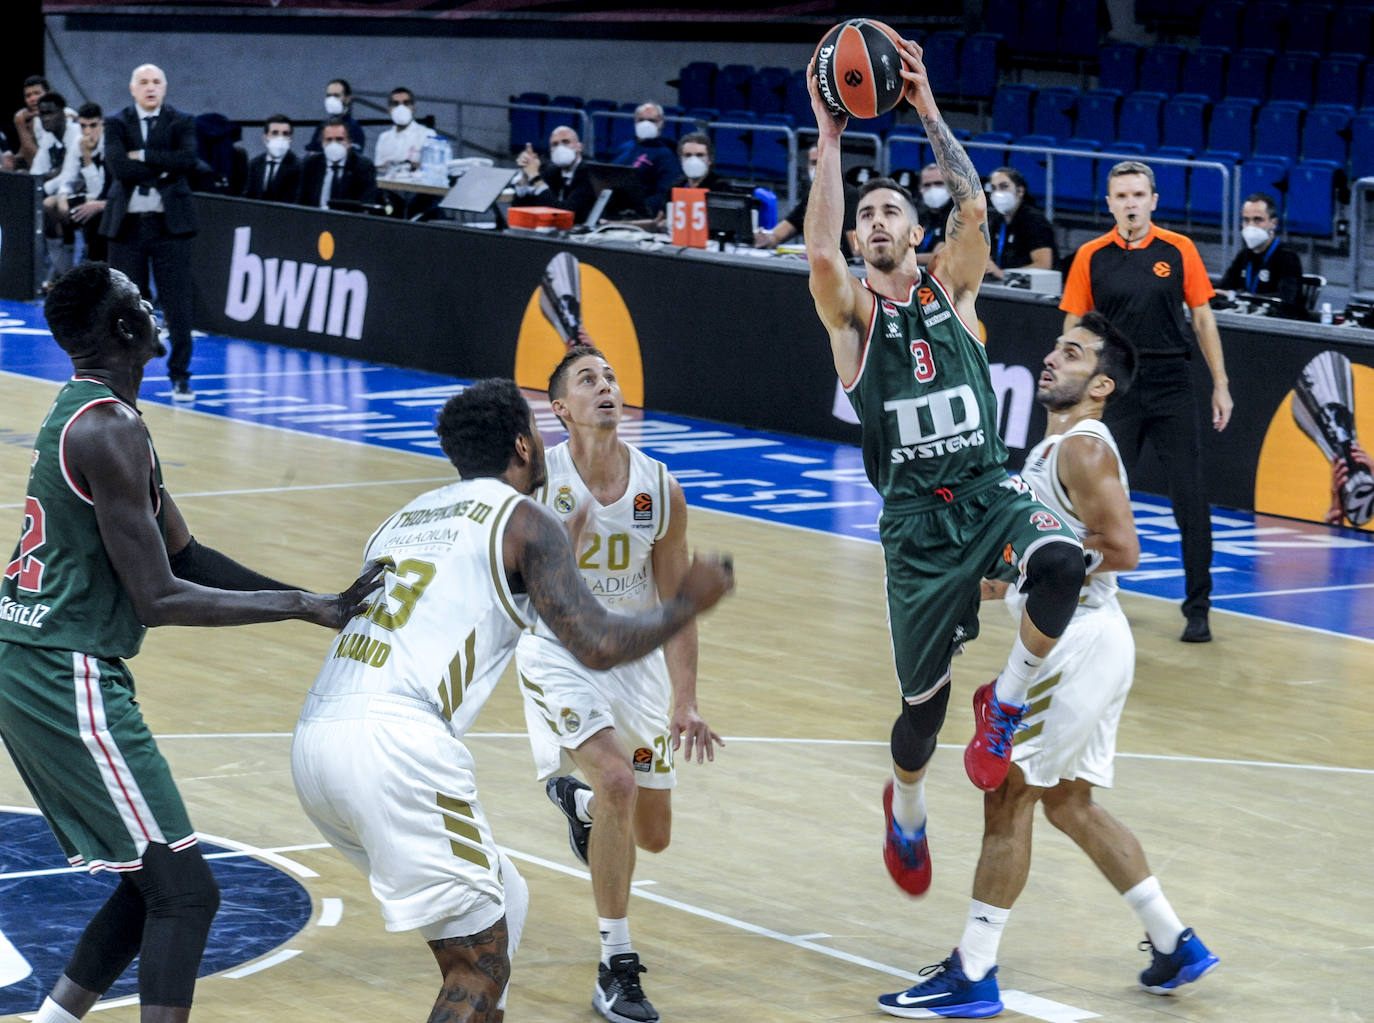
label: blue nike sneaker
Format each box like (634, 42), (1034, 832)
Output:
(1138, 927), (1219, 994)
(878, 949), (1003, 1018)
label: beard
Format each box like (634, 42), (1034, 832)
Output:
(1036, 379), (1087, 412)
(863, 235), (908, 272)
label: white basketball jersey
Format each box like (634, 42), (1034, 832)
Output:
(529, 441), (671, 642)
(309, 477), (534, 736)
(1019, 418), (1130, 608)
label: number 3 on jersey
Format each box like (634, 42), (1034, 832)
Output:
(909, 340), (937, 383)
(365, 556), (436, 630)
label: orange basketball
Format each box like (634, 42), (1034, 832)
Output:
(813, 18), (910, 120)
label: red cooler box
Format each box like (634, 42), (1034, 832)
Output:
(508, 205), (575, 230)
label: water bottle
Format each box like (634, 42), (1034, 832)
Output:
(1320, 302), (1333, 326)
(421, 134), (450, 186)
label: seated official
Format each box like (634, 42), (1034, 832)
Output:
(1218, 192), (1304, 318)
(512, 124), (597, 224)
(753, 144), (858, 257)
(612, 102), (678, 217)
(984, 166), (1057, 280)
(299, 116), (378, 210)
(374, 86), (429, 178)
(243, 113), (302, 202)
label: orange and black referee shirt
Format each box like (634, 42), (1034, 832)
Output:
(1060, 224), (1215, 356)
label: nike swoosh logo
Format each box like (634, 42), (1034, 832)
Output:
(894, 990), (945, 1006)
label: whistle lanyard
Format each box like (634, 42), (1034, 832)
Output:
(1246, 238), (1279, 292)
(996, 218), (1009, 267)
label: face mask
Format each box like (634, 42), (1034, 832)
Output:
(324, 95), (345, 116)
(681, 155), (708, 180)
(323, 141), (348, 164)
(989, 189), (1017, 216)
(808, 167), (816, 182)
(634, 119), (660, 141)
(390, 104), (413, 127)
(550, 144), (577, 168)
(265, 136), (290, 159)
(1241, 225), (1272, 250)
(921, 185), (950, 209)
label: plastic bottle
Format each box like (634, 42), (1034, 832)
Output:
(421, 135), (451, 187)
(1320, 302), (1333, 326)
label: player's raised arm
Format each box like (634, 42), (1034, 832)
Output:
(804, 58), (869, 383)
(899, 40), (989, 309)
(505, 498), (732, 671)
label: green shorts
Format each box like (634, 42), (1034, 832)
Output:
(879, 470), (1081, 703)
(0, 643), (194, 871)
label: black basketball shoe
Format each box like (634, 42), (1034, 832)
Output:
(545, 774), (592, 865)
(594, 952), (658, 1023)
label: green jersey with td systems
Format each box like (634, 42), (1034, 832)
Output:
(0, 377), (165, 659)
(844, 270), (1008, 505)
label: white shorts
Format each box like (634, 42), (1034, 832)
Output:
(515, 635), (675, 789)
(1009, 600), (1134, 789)
(291, 691), (517, 937)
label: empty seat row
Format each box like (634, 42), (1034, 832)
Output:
(983, 0), (1104, 60)
(1200, 1), (1374, 56)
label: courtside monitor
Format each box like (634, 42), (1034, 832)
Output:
(706, 190), (757, 246)
(439, 166), (518, 223)
(584, 161), (647, 220)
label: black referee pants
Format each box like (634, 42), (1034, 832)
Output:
(1103, 353), (1213, 620)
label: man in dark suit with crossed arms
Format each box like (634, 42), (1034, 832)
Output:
(100, 64), (199, 402)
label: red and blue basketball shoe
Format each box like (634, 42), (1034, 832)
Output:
(964, 681), (1028, 792)
(882, 779), (931, 896)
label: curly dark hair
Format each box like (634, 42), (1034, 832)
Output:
(1079, 310), (1138, 399)
(435, 378), (533, 478)
(44, 262), (123, 356)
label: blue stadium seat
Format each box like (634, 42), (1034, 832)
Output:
(714, 66), (754, 113)
(959, 33), (1004, 100)
(923, 32), (964, 95)
(993, 84), (1037, 137)
(1058, 0), (1102, 60)
(509, 91), (548, 154)
(1096, 141), (1145, 199)
(1019, 0), (1061, 56)
(750, 67), (790, 117)
(1363, 62), (1374, 111)
(1226, 49), (1274, 105)
(1317, 54), (1364, 109)
(661, 105), (687, 144)
(1181, 46), (1229, 104)
(583, 98), (618, 158)
(1254, 102), (1305, 163)
(678, 62), (717, 111)
(1271, 53), (1318, 107)
(1200, 1), (1243, 49)
(1239, 158), (1291, 212)
(1162, 94), (1208, 153)
(712, 109), (755, 176)
(546, 95), (583, 143)
(1352, 112), (1374, 179)
(752, 114), (795, 181)
(686, 107), (719, 133)
(887, 133), (927, 176)
(1075, 89), (1121, 146)
(604, 102), (637, 156)
(1287, 4), (1333, 56)
(1139, 44), (1185, 97)
(1053, 138), (1102, 212)
(1098, 42), (1142, 95)
(1032, 87), (1079, 141)
(1331, 8), (1374, 65)
(1151, 147), (1192, 219)
(969, 131), (1012, 180)
(1240, 1), (1288, 52)
(1302, 105), (1353, 167)
(1286, 160), (1340, 236)
(1010, 134), (1057, 200)
(1208, 98), (1259, 156)
(982, 0), (1023, 53)
(1191, 150), (1241, 224)
(1118, 91), (1166, 150)
(783, 70), (810, 124)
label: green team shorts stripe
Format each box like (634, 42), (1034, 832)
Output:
(880, 477), (1081, 703)
(0, 643), (194, 871)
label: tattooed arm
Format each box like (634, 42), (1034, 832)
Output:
(897, 39), (989, 315)
(503, 498), (733, 671)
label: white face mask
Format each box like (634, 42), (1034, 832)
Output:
(634, 119), (660, 141)
(550, 143), (577, 168)
(264, 135), (290, 159)
(681, 155), (708, 180)
(921, 185), (950, 209)
(323, 141), (348, 164)
(1241, 224), (1272, 250)
(324, 95), (345, 116)
(390, 104), (413, 127)
(807, 166), (816, 182)
(989, 189), (1017, 216)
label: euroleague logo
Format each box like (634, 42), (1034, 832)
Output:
(1152, 261), (1172, 278)
(844, 68), (864, 87)
(632, 747), (654, 773)
(633, 492), (653, 522)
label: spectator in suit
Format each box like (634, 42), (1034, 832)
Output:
(512, 124), (597, 223)
(612, 101), (678, 216)
(53, 102), (111, 264)
(984, 166), (1058, 279)
(100, 63), (201, 401)
(11, 74), (47, 169)
(307, 78), (365, 154)
(374, 87), (429, 178)
(243, 114), (302, 203)
(33, 92), (82, 282)
(299, 116), (379, 210)
(1218, 192), (1304, 318)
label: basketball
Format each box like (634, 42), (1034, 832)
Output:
(813, 18), (910, 120)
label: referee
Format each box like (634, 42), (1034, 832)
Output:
(1060, 161), (1232, 643)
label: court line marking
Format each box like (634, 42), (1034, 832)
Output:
(222, 948), (303, 979)
(318, 898), (343, 927)
(1213, 581), (1374, 600)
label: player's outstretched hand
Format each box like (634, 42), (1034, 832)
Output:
(671, 705), (724, 764)
(806, 56), (847, 138)
(309, 559), (387, 628)
(676, 551), (735, 613)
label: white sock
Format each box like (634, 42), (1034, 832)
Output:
(574, 787), (594, 824)
(890, 771), (926, 834)
(994, 634), (1043, 706)
(34, 997), (81, 1023)
(598, 916), (632, 964)
(1123, 876), (1185, 954)
(958, 900), (1010, 981)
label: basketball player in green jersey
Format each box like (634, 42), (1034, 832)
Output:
(0, 262), (382, 1023)
(804, 37), (1087, 911)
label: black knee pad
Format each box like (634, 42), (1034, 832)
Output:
(128, 843), (221, 1007)
(1021, 541), (1085, 639)
(889, 686), (952, 772)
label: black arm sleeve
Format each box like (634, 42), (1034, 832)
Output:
(168, 536), (299, 591)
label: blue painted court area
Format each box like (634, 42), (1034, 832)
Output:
(3, 298), (1372, 641)
(0, 810), (310, 1015)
